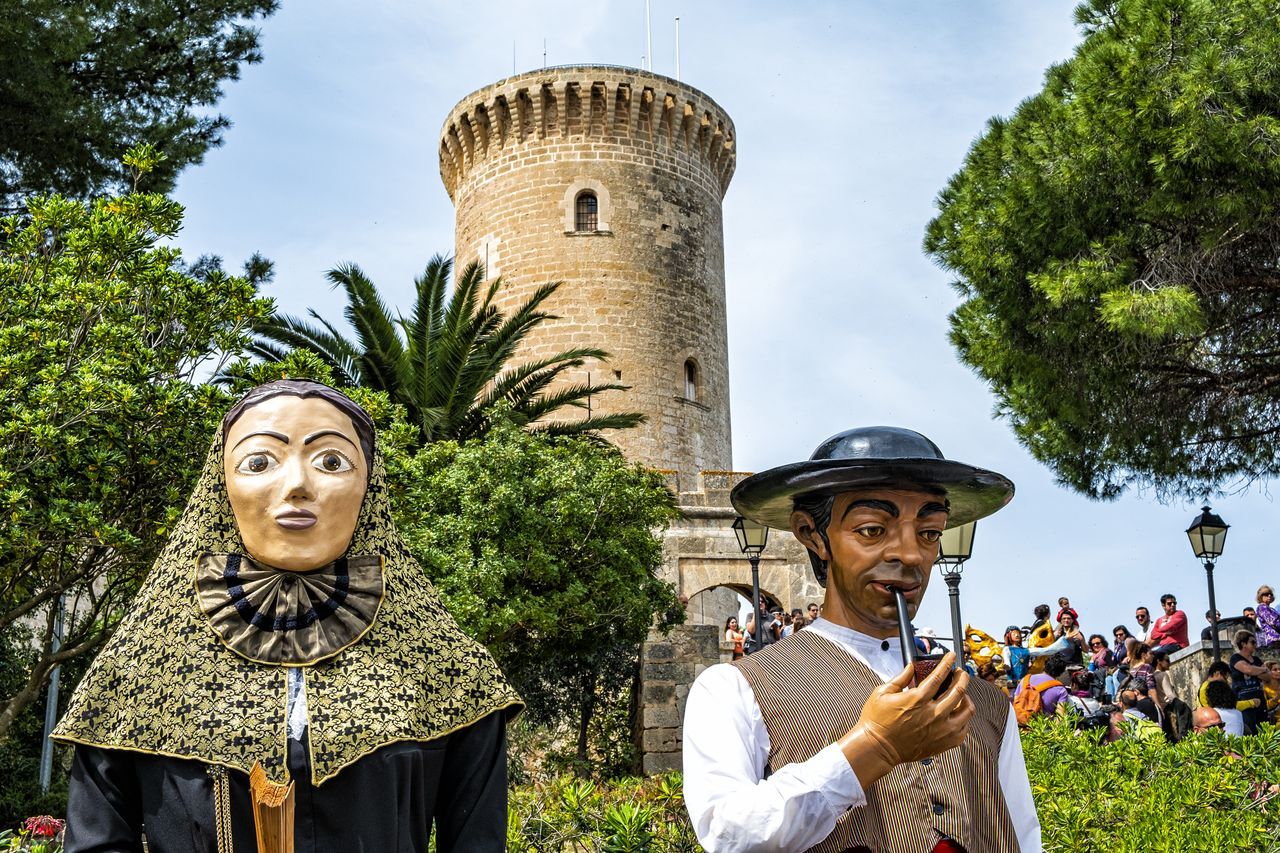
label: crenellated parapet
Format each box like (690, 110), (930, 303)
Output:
(439, 65), (736, 202)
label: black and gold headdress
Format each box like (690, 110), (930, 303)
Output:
(54, 431), (522, 785)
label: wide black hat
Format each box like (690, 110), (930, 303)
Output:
(730, 426), (1014, 530)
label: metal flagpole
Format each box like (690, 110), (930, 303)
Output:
(675, 17), (680, 78)
(645, 0), (652, 70)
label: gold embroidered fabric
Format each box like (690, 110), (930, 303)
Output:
(196, 553), (384, 666)
(53, 439), (522, 785)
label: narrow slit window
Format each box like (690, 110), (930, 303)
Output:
(575, 191), (598, 231)
(684, 360), (698, 401)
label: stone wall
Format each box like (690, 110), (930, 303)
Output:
(638, 623), (721, 774)
(1166, 617), (1280, 706)
(439, 66), (736, 484)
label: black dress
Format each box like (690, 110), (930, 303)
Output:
(65, 709), (508, 853)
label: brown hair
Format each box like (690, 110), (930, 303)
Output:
(1257, 585), (1275, 604)
(222, 380), (375, 479)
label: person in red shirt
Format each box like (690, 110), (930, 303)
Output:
(1149, 593), (1189, 654)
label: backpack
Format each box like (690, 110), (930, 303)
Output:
(1014, 675), (1058, 727)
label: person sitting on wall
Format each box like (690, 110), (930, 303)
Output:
(682, 426), (1040, 852)
(1148, 593), (1189, 655)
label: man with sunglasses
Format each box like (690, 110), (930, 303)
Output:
(1191, 706), (1225, 734)
(1149, 593), (1188, 655)
(1133, 607), (1152, 643)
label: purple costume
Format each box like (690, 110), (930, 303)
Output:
(1256, 603), (1280, 647)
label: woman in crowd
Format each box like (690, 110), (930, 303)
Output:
(724, 616), (744, 660)
(1254, 585), (1280, 648)
(1266, 661), (1280, 720)
(1088, 633), (1113, 674)
(1229, 630), (1272, 734)
(1129, 643), (1154, 688)
(1111, 625), (1132, 666)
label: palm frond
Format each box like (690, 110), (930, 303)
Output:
(252, 313), (362, 385)
(327, 263), (409, 395)
(534, 412), (647, 437)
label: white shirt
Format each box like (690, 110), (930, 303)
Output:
(1218, 707), (1245, 736)
(683, 618), (1042, 852)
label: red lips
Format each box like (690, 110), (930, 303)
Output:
(274, 508), (317, 530)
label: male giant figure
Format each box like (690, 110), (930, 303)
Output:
(683, 427), (1040, 852)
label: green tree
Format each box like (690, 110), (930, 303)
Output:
(0, 163), (271, 741)
(0, 0), (278, 211)
(925, 0), (1280, 499)
(388, 413), (682, 766)
(238, 255), (643, 445)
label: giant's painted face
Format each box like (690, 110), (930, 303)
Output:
(791, 488), (948, 637)
(223, 395), (368, 571)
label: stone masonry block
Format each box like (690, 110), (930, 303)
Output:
(643, 752), (683, 775)
(644, 643), (675, 662)
(642, 727), (680, 752)
(643, 706), (681, 729)
(643, 682), (674, 704)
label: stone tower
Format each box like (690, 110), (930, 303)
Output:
(438, 65), (736, 484)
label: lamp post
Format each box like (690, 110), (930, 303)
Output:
(937, 522), (976, 662)
(733, 516), (769, 650)
(1186, 506), (1229, 661)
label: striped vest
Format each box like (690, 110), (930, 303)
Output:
(734, 630), (1020, 852)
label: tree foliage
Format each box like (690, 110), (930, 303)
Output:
(233, 255), (644, 446)
(0, 173), (271, 740)
(0, 0), (278, 210)
(387, 412), (682, 763)
(925, 0), (1280, 499)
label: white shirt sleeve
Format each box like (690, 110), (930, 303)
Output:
(997, 706), (1043, 852)
(682, 663), (864, 852)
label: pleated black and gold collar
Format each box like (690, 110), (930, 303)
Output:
(195, 553), (384, 666)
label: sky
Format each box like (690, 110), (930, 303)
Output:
(171, 1), (1276, 645)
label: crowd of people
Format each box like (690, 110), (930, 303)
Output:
(724, 587), (1280, 743)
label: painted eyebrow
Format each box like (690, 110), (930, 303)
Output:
(918, 502), (949, 518)
(231, 430), (288, 450)
(842, 499), (899, 520)
(303, 429), (358, 448)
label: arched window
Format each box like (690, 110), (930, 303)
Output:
(575, 191), (598, 232)
(684, 360), (698, 401)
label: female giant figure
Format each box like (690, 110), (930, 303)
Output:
(54, 381), (521, 852)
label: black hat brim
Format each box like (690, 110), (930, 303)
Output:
(730, 457), (1014, 530)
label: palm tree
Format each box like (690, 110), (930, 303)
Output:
(239, 255), (643, 445)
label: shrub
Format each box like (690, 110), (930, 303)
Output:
(1023, 714), (1280, 852)
(507, 773), (700, 852)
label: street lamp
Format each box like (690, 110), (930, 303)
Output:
(937, 521), (976, 662)
(1187, 506), (1229, 661)
(733, 516), (769, 650)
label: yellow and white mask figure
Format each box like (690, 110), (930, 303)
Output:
(223, 394), (368, 572)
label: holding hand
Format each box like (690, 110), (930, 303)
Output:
(838, 651), (974, 788)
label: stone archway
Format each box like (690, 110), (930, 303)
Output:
(685, 582), (782, 630)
